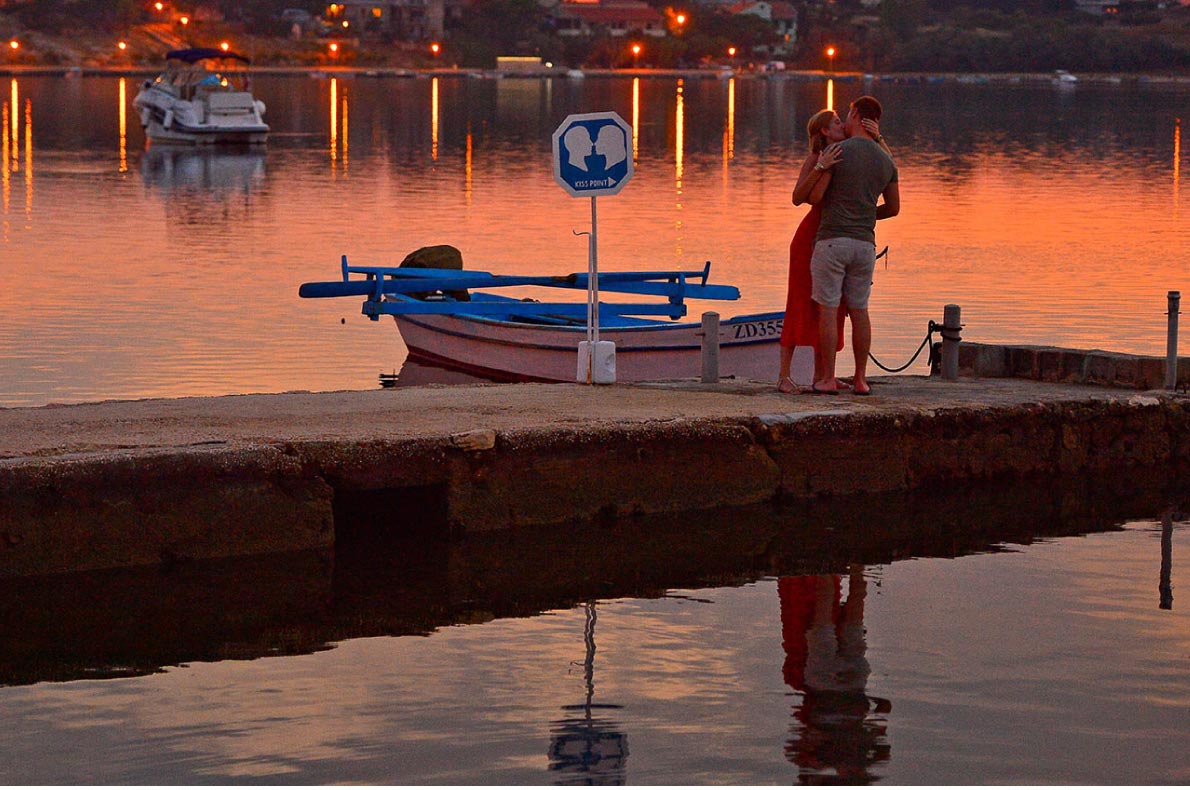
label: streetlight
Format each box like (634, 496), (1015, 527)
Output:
(727, 45), (736, 58)
(8, 40), (18, 51)
(220, 41), (230, 52)
(118, 41), (127, 51)
(430, 42), (441, 56)
(179, 15), (189, 26)
(154, 1), (164, 10)
(329, 42), (339, 55)
(631, 42), (641, 68)
(826, 45), (836, 73)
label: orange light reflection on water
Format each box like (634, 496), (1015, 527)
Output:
(1175, 118), (1181, 218)
(118, 78), (127, 173)
(674, 79), (684, 257)
(23, 98), (31, 219)
(329, 78), (338, 164)
(826, 78), (833, 112)
(674, 80), (684, 189)
(723, 77), (735, 188)
(431, 77), (439, 161)
(8, 79), (16, 163)
(1, 101), (9, 219)
(631, 77), (639, 162)
(465, 128), (473, 206)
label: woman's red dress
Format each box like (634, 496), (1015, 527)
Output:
(780, 205), (845, 351)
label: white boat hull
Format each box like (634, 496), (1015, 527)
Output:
(134, 85), (268, 146)
(394, 311), (814, 383)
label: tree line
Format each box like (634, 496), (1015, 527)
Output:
(3, 0), (1187, 72)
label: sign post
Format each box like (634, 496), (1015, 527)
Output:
(551, 111), (634, 384)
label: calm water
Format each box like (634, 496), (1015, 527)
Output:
(0, 74), (1187, 406)
(0, 475), (1186, 783)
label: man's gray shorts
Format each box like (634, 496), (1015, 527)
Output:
(810, 237), (877, 309)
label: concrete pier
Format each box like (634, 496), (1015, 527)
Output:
(3, 364), (1190, 578)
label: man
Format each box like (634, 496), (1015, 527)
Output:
(809, 96), (899, 395)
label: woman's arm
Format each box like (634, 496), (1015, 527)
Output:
(791, 144), (841, 205)
(807, 168), (832, 205)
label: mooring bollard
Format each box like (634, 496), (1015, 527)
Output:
(941, 304), (962, 381)
(1166, 291), (1180, 390)
(700, 311), (720, 383)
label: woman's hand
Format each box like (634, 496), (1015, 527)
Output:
(815, 142), (842, 171)
(861, 118), (881, 140)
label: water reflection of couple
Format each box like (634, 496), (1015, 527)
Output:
(779, 567), (891, 783)
(778, 96), (900, 396)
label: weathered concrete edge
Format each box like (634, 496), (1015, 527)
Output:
(0, 446), (335, 578)
(938, 340), (1190, 390)
(3, 394), (1189, 577)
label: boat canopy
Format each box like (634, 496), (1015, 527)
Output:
(165, 47), (250, 64)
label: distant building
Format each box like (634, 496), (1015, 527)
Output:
(1073, 0), (1120, 13)
(727, 0), (798, 51)
(552, 0), (668, 38)
(325, 0), (464, 40)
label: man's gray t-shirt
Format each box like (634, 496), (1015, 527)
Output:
(815, 137), (897, 245)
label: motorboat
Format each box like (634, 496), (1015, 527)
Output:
(300, 257), (807, 384)
(134, 47), (269, 145)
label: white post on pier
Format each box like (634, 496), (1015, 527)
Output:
(1166, 291), (1181, 390)
(552, 112), (634, 385)
(941, 304), (962, 381)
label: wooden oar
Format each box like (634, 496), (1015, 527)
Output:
(300, 265), (736, 300)
(362, 300), (687, 319)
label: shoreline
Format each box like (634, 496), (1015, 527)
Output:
(2, 63), (1188, 85)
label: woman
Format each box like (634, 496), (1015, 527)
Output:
(777, 111), (887, 393)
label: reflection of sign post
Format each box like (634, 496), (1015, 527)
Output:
(552, 112), (634, 384)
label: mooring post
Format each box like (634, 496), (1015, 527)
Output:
(1166, 291), (1180, 390)
(941, 304), (962, 381)
(700, 311), (720, 383)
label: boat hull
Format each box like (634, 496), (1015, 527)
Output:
(134, 86), (268, 146)
(395, 311), (813, 383)
(140, 119), (268, 146)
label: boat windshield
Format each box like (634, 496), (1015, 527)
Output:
(155, 57), (251, 100)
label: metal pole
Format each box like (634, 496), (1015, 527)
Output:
(700, 311), (720, 383)
(941, 303), (962, 381)
(590, 196), (599, 344)
(1166, 290), (1180, 390)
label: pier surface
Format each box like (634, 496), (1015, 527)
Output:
(3, 374), (1189, 578)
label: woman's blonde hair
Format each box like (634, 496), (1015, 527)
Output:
(806, 109), (837, 154)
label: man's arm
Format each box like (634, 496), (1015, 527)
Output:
(876, 181), (900, 220)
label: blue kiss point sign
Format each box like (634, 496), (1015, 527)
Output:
(552, 111), (634, 198)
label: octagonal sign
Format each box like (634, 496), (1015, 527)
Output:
(552, 112), (634, 198)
